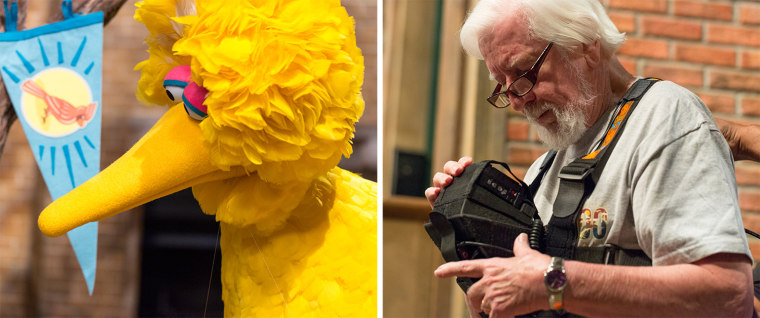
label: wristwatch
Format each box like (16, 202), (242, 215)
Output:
(544, 257), (567, 313)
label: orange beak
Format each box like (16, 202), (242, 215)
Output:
(38, 105), (246, 237)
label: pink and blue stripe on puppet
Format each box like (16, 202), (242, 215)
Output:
(163, 65), (208, 120)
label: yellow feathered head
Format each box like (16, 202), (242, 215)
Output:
(37, 0), (366, 236)
(135, 0), (364, 184)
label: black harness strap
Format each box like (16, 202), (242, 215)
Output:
(528, 150), (557, 198)
(538, 78), (660, 262)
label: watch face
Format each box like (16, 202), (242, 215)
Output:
(545, 269), (567, 290)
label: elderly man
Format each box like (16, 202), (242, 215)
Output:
(425, 0), (754, 317)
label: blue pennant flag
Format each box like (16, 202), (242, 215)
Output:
(0, 0), (102, 294)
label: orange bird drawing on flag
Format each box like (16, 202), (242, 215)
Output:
(21, 79), (97, 127)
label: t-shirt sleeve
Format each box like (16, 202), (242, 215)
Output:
(628, 91), (750, 266)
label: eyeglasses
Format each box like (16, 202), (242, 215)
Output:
(487, 42), (553, 108)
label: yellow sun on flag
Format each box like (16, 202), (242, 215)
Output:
(21, 67), (95, 137)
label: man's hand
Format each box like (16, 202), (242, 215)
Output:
(434, 233), (550, 318)
(424, 157), (473, 207)
(715, 118), (760, 162)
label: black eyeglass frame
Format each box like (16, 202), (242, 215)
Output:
(487, 42), (554, 108)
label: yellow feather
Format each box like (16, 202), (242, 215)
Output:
(134, 0), (376, 315)
(171, 0), (363, 183)
(216, 168), (376, 317)
(134, 0), (193, 106)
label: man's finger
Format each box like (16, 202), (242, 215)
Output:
(425, 187), (440, 208)
(466, 279), (487, 318)
(435, 259), (485, 278)
(432, 172), (454, 188)
(512, 233), (533, 256)
(443, 160), (464, 176)
(468, 297), (484, 318)
(467, 302), (483, 318)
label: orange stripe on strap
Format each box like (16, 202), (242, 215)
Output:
(582, 100), (634, 160)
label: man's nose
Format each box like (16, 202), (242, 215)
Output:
(508, 90), (536, 113)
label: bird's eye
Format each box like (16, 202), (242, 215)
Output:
(182, 81), (208, 121)
(163, 65), (192, 102)
(163, 65), (207, 121)
(164, 85), (185, 102)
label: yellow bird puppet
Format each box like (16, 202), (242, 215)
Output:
(37, 0), (377, 316)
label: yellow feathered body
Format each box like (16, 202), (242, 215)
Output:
(133, 0), (377, 316)
(215, 168), (376, 316)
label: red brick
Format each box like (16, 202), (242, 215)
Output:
(608, 0), (667, 13)
(643, 63), (703, 87)
(609, 11), (636, 33)
(506, 119), (530, 141)
(748, 240), (760, 261)
(736, 163), (760, 186)
(741, 96), (760, 116)
(740, 4), (760, 25)
(642, 16), (702, 40)
(746, 212), (760, 232)
(618, 38), (669, 59)
(741, 50), (760, 70)
(708, 24), (760, 48)
(674, 0), (733, 21)
(674, 43), (735, 67)
(619, 57), (637, 75)
(507, 145), (548, 167)
(739, 189), (760, 211)
(710, 69), (760, 93)
(696, 91), (735, 114)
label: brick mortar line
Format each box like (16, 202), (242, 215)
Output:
(734, 3), (741, 26)
(636, 11), (734, 25)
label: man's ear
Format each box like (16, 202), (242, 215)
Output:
(582, 39), (601, 67)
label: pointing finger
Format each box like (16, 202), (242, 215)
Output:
(435, 259), (486, 278)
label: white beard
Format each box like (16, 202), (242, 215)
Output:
(526, 102), (587, 149)
(526, 84), (596, 149)
(526, 65), (597, 149)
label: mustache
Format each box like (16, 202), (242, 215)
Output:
(525, 103), (554, 122)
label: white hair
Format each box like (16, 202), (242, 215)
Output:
(460, 0), (625, 59)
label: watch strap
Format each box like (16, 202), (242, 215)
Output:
(545, 257), (567, 313)
(549, 292), (565, 313)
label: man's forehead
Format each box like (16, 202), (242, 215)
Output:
(481, 15), (541, 68)
(482, 37), (541, 71)
(507, 44), (538, 68)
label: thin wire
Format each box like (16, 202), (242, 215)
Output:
(204, 224), (221, 318)
(250, 230), (292, 317)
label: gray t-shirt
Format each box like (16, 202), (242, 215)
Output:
(524, 80), (751, 266)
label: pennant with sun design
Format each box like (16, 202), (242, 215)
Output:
(0, 0), (102, 294)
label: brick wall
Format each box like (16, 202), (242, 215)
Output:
(505, 0), (760, 259)
(0, 0), (377, 317)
